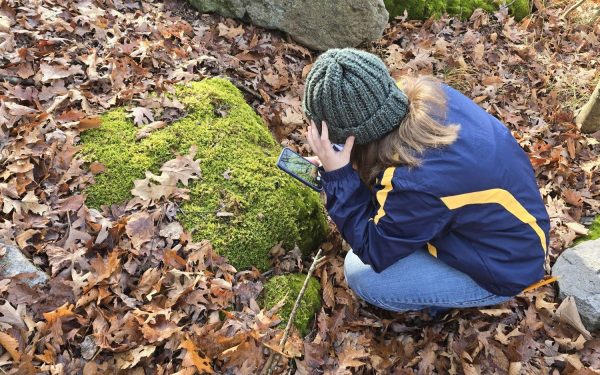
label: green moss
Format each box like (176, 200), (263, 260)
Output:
(508, 0), (530, 21)
(261, 274), (322, 336)
(79, 78), (328, 271)
(575, 216), (600, 244)
(384, 0), (530, 20)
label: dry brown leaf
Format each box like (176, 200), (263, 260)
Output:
(130, 107), (154, 125)
(180, 339), (214, 373)
(479, 308), (512, 316)
(217, 23), (244, 39)
(0, 331), (21, 362)
(494, 324), (523, 345)
(125, 212), (155, 251)
(89, 162), (106, 174)
(116, 345), (156, 369)
(555, 296), (592, 339)
(0, 302), (25, 329)
(135, 120), (167, 140)
(77, 117), (101, 130)
(43, 303), (75, 326)
(131, 171), (179, 201)
(565, 222), (589, 235)
(160, 146), (201, 186)
(39, 63), (83, 82)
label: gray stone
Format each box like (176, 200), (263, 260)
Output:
(0, 242), (48, 287)
(188, 0), (389, 51)
(552, 239), (600, 331)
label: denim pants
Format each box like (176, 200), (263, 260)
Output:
(343, 249), (512, 313)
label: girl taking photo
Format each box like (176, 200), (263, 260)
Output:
(303, 48), (550, 316)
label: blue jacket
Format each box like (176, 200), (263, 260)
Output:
(321, 84), (549, 296)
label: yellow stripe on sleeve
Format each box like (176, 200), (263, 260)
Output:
(373, 167), (396, 224)
(440, 189), (547, 254)
(427, 243), (438, 257)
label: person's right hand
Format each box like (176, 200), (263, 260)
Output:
(307, 120), (355, 172)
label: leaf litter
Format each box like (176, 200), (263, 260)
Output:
(0, 0), (598, 373)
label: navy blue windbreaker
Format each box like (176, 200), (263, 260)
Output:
(321, 84), (549, 296)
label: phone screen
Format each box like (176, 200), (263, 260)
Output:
(277, 148), (322, 190)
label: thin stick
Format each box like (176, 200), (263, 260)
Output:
(0, 75), (35, 86)
(230, 78), (263, 101)
(260, 249), (325, 375)
(560, 0), (586, 20)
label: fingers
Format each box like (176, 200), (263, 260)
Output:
(342, 136), (355, 158)
(320, 121), (329, 142)
(305, 156), (322, 167)
(307, 121), (317, 152)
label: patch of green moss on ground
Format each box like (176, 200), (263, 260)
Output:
(384, 0), (529, 20)
(261, 274), (321, 336)
(575, 216), (600, 244)
(79, 78), (328, 271)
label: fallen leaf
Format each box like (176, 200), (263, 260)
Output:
(135, 120), (167, 140)
(126, 212), (155, 251)
(180, 339), (214, 373)
(565, 222), (589, 235)
(555, 296), (592, 339)
(218, 23), (244, 39)
(130, 107), (154, 125)
(77, 117), (101, 130)
(116, 345), (156, 369)
(0, 332), (21, 362)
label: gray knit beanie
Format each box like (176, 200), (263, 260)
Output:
(302, 48), (409, 145)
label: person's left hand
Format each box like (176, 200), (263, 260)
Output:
(307, 120), (355, 172)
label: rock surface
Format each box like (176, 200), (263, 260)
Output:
(79, 78), (328, 272)
(0, 242), (49, 286)
(188, 0), (388, 51)
(552, 239), (600, 330)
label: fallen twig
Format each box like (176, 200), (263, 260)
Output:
(260, 249), (325, 375)
(560, 0), (587, 19)
(0, 75), (35, 86)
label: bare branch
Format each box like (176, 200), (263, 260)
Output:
(560, 0), (587, 20)
(261, 249), (324, 375)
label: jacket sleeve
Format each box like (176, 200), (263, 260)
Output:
(321, 163), (451, 272)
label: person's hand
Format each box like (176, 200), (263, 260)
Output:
(305, 156), (322, 167)
(307, 120), (355, 172)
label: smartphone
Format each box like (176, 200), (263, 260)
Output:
(276, 147), (322, 191)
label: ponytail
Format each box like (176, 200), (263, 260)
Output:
(351, 76), (460, 186)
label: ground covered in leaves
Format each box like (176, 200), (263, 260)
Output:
(0, 0), (599, 373)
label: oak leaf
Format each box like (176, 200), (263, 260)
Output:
(130, 107), (154, 125)
(180, 338), (214, 373)
(0, 331), (20, 362)
(116, 345), (156, 369)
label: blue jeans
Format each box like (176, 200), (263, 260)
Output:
(343, 249), (512, 314)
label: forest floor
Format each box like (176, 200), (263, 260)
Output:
(0, 0), (599, 373)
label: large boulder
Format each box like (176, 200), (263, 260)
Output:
(552, 239), (600, 331)
(188, 0), (389, 51)
(0, 241), (49, 286)
(79, 78), (328, 271)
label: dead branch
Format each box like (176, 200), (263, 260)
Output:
(560, 0), (587, 20)
(261, 249), (325, 375)
(0, 75), (35, 86)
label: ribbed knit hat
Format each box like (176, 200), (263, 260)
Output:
(302, 48), (409, 145)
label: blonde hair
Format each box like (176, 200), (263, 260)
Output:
(351, 76), (460, 186)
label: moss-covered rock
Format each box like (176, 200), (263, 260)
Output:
(79, 78), (328, 271)
(384, 0), (530, 21)
(261, 273), (322, 336)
